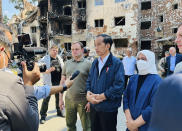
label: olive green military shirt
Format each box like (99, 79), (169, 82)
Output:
(62, 58), (92, 101)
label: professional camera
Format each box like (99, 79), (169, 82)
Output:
(12, 33), (47, 72)
(51, 59), (61, 72)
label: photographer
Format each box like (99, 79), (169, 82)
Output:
(0, 40), (40, 131)
(39, 44), (65, 124)
(158, 51), (169, 77)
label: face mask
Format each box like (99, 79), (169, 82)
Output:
(137, 60), (149, 75)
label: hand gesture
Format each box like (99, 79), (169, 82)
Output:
(85, 102), (90, 112)
(22, 62), (40, 86)
(65, 76), (74, 88)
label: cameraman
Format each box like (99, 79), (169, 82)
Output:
(0, 41), (73, 100)
(0, 40), (40, 131)
(39, 44), (64, 124)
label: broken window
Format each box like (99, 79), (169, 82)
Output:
(64, 6), (72, 16)
(63, 25), (71, 35)
(77, 21), (86, 29)
(173, 4), (178, 9)
(115, 0), (125, 3)
(113, 39), (128, 48)
(115, 16), (125, 26)
(80, 41), (86, 47)
(141, 41), (151, 50)
(78, 1), (86, 8)
(95, 19), (104, 27)
(159, 15), (163, 22)
(32, 39), (37, 47)
(141, 21), (151, 30)
(141, 1), (151, 10)
(51, 21), (63, 35)
(172, 28), (178, 34)
(95, 0), (103, 6)
(40, 6), (48, 17)
(64, 43), (71, 51)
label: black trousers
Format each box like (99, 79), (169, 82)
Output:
(40, 93), (60, 118)
(90, 107), (118, 131)
(124, 75), (131, 89)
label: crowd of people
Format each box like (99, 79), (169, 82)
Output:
(1, 23), (182, 131)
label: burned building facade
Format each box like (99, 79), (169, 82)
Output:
(8, 0), (41, 47)
(73, 0), (139, 56)
(139, 0), (182, 57)
(38, 0), (138, 56)
(38, 0), (72, 50)
(37, 0), (182, 57)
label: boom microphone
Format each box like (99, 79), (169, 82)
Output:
(23, 47), (47, 54)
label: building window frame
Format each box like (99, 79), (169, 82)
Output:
(113, 38), (128, 48)
(158, 15), (164, 23)
(172, 27), (178, 34)
(114, 16), (125, 26)
(172, 3), (178, 10)
(141, 1), (152, 10)
(95, 0), (104, 6)
(141, 21), (152, 30)
(141, 40), (152, 50)
(95, 19), (104, 27)
(115, 0), (125, 3)
(31, 26), (37, 33)
(78, 1), (86, 8)
(64, 43), (71, 51)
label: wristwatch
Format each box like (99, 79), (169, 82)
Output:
(60, 84), (68, 93)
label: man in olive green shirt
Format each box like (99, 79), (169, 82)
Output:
(59, 42), (92, 131)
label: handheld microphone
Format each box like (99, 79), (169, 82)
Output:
(70, 70), (80, 80)
(60, 70), (80, 93)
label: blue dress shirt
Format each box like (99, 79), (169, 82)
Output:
(98, 53), (110, 74)
(170, 55), (176, 71)
(34, 85), (50, 100)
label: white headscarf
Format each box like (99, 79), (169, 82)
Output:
(137, 50), (158, 75)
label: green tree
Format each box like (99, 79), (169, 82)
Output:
(3, 15), (9, 24)
(9, 0), (38, 11)
(9, 0), (23, 11)
(30, 0), (37, 6)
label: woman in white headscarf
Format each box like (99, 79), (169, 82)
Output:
(123, 50), (162, 131)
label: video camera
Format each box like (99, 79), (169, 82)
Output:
(12, 33), (47, 72)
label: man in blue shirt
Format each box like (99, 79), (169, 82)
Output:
(166, 47), (182, 75)
(122, 48), (136, 89)
(86, 34), (125, 131)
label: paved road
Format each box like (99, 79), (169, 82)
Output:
(38, 97), (126, 131)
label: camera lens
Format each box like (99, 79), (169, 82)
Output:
(39, 63), (47, 72)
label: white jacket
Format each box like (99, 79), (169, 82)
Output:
(39, 55), (64, 86)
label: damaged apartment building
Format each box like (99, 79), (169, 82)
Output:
(38, 0), (72, 51)
(38, 0), (182, 57)
(139, 0), (182, 57)
(38, 0), (139, 56)
(73, 0), (139, 56)
(8, 0), (41, 48)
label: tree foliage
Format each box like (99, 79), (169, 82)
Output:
(9, 0), (38, 11)
(3, 15), (9, 24)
